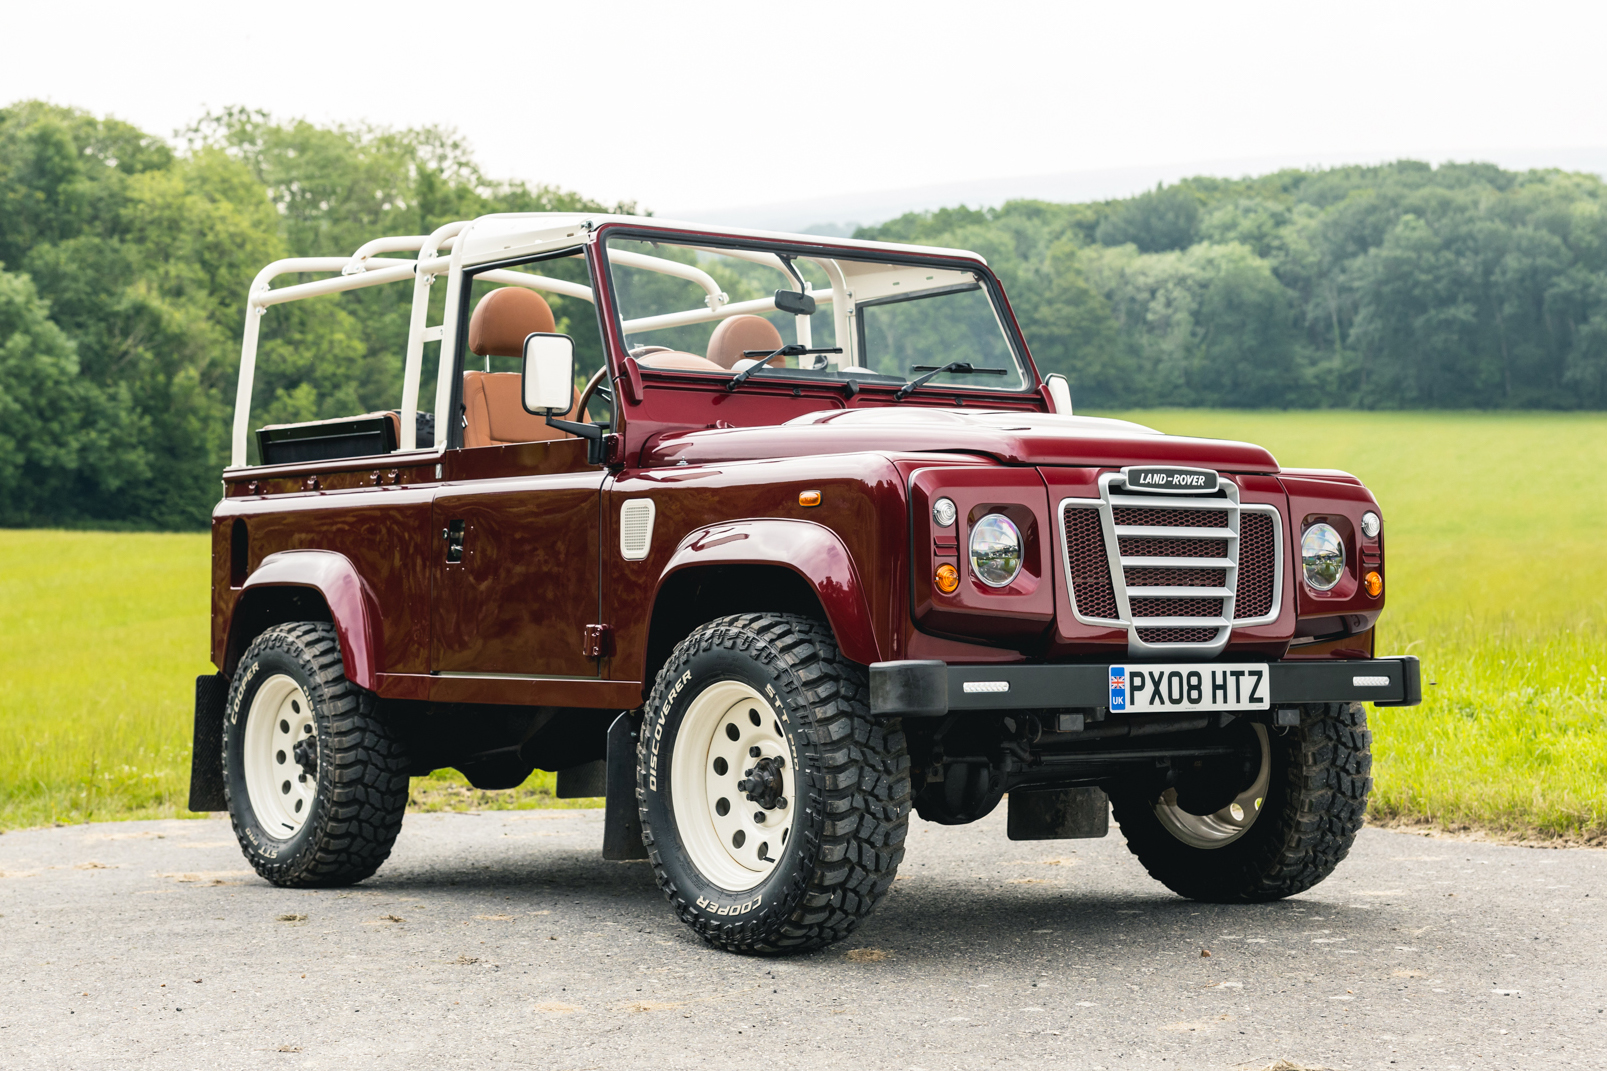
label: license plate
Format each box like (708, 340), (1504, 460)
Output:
(1108, 663), (1270, 713)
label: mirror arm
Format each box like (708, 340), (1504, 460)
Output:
(545, 416), (609, 465)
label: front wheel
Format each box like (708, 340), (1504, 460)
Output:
(1110, 702), (1372, 902)
(637, 613), (911, 953)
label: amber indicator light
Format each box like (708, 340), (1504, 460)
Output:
(798, 490), (822, 507)
(1364, 570), (1383, 597)
(934, 563), (960, 594)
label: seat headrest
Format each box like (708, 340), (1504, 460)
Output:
(706, 314), (784, 369)
(468, 288), (556, 357)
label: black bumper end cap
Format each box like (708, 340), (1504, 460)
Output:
(869, 660), (948, 717)
(1371, 654), (1422, 707)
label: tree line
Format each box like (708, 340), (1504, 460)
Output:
(2, 99), (1604, 529)
(0, 101), (617, 529)
(858, 163), (1607, 412)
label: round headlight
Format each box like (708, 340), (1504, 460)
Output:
(1301, 523), (1345, 591)
(932, 497), (957, 528)
(1360, 511), (1381, 539)
(969, 514), (1023, 588)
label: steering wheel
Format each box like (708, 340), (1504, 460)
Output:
(577, 365), (613, 422)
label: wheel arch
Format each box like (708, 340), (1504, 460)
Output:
(642, 519), (880, 688)
(223, 550), (380, 690)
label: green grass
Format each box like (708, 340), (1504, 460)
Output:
(2, 411), (1604, 839)
(0, 531), (213, 828)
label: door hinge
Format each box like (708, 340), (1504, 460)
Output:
(583, 624), (615, 659)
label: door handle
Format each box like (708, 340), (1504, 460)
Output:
(443, 519), (465, 562)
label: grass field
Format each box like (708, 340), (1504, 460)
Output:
(2, 411), (1603, 840)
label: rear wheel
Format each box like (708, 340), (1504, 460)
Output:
(1110, 703), (1372, 902)
(223, 622), (410, 887)
(637, 613), (911, 954)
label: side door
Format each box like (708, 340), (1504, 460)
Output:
(430, 436), (602, 679)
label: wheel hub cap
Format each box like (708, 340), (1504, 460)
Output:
(739, 755), (787, 810)
(668, 679), (798, 891)
(1153, 722), (1271, 849)
(242, 674), (319, 839)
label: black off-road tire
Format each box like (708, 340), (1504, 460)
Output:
(637, 613), (911, 954)
(1110, 702), (1372, 902)
(223, 622), (410, 887)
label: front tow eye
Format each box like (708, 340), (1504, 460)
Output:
(293, 737), (318, 779)
(738, 755), (786, 810)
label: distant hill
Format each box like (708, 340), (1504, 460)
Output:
(668, 148), (1607, 235)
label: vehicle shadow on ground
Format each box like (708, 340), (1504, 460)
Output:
(348, 842), (1364, 953)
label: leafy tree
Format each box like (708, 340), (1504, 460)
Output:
(0, 267), (147, 525)
(1095, 184), (1201, 253)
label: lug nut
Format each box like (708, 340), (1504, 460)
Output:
(754, 812), (766, 823)
(749, 746), (761, 758)
(776, 798), (787, 809)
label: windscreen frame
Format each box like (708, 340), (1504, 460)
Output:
(590, 223), (1041, 397)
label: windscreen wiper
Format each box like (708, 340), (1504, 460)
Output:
(894, 361), (1008, 400)
(726, 345), (844, 391)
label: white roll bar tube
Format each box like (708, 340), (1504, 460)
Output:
(621, 290), (835, 335)
(608, 249), (727, 311)
(230, 256), (416, 468)
(397, 221), (468, 451)
(229, 222), (851, 469)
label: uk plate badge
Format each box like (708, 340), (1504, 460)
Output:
(1109, 665), (1128, 712)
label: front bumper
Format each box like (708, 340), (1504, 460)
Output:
(869, 656), (1420, 717)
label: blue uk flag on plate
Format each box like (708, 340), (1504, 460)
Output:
(1108, 666), (1128, 711)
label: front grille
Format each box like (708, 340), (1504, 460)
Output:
(1130, 596), (1224, 618)
(1112, 506), (1228, 528)
(1235, 512), (1276, 619)
(1137, 626), (1221, 644)
(1118, 536), (1227, 558)
(1060, 474), (1283, 652)
(1064, 506), (1117, 618)
(1124, 566), (1225, 588)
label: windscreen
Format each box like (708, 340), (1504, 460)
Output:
(605, 237), (1029, 393)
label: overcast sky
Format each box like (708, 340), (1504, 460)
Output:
(6, 0), (1607, 220)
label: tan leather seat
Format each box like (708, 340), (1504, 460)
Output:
(463, 288), (580, 448)
(635, 350), (727, 372)
(705, 315), (785, 369)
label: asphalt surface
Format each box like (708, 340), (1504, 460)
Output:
(1, 809), (1602, 1071)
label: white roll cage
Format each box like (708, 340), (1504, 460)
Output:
(229, 213), (990, 470)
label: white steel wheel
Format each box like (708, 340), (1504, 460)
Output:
(242, 673), (319, 839)
(1153, 723), (1271, 849)
(669, 678), (796, 892)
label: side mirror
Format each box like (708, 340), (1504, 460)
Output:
(774, 289), (817, 316)
(521, 332), (576, 415)
(1044, 373), (1073, 415)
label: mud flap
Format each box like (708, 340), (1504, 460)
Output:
(602, 712), (648, 860)
(188, 673), (229, 812)
(1007, 786), (1110, 840)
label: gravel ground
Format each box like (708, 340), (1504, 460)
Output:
(0, 808), (1602, 1071)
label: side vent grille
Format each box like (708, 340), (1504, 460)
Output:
(1235, 512), (1277, 619)
(619, 499), (656, 561)
(1064, 506), (1117, 619)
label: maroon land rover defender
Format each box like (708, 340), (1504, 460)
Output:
(191, 214), (1418, 953)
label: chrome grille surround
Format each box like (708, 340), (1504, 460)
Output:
(1056, 472), (1284, 658)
